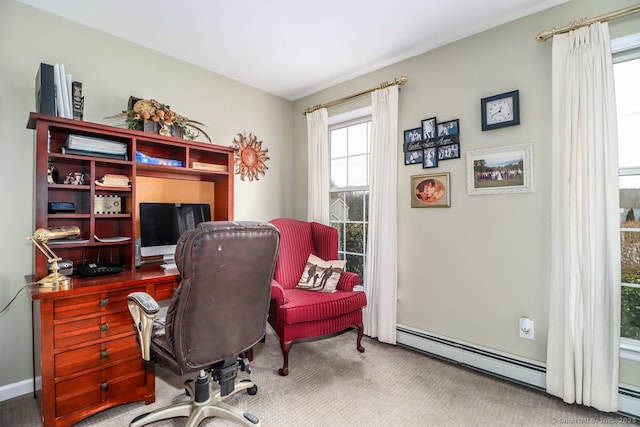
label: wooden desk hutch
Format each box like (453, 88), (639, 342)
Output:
(26, 113), (234, 427)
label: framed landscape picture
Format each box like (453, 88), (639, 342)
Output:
(466, 143), (533, 195)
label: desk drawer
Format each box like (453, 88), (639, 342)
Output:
(55, 358), (146, 417)
(54, 310), (134, 349)
(155, 280), (178, 301)
(53, 287), (146, 320)
(55, 335), (139, 377)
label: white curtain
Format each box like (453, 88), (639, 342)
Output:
(364, 85), (398, 344)
(307, 108), (330, 224)
(547, 22), (620, 412)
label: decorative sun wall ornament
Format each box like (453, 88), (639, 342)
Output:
(232, 133), (270, 181)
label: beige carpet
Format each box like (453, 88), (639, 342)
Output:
(1, 328), (634, 426)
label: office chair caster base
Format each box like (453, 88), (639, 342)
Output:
(129, 397), (261, 427)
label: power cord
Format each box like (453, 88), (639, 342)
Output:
(0, 285), (28, 315)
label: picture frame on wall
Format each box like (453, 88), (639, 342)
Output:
(404, 149), (423, 165)
(411, 172), (450, 208)
(437, 143), (460, 161)
(437, 119), (459, 137)
(404, 127), (422, 144)
(422, 117), (437, 140)
(466, 143), (533, 195)
(422, 147), (438, 169)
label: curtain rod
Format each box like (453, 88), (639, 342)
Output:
(536, 4), (640, 42)
(302, 76), (408, 116)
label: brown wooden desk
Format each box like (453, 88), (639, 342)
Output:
(28, 265), (180, 427)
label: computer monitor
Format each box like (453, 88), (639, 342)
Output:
(139, 202), (211, 263)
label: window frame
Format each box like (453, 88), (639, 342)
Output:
(328, 107), (372, 284)
(614, 32), (640, 360)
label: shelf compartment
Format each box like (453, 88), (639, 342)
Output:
(135, 139), (186, 168)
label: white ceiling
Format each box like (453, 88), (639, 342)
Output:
(18, 0), (568, 101)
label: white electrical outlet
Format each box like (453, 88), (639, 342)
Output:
(519, 317), (534, 340)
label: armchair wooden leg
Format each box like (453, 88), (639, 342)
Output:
(356, 323), (365, 353)
(278, 340), (292, 376)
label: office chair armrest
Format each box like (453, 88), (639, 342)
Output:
(337, 271), (361, 292)
(271, 279), (287, 306)
(127, 292), (160, 361)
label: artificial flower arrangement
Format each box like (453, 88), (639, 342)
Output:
(109, 98), (211, 142)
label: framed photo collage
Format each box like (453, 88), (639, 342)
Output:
(403, 117), (460, 168)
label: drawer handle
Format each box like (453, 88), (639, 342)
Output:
(101, 382), (108, 391)
(100, 350), (109, 358)
(99, 299), (109, 307)
(100, 323), (109, 332)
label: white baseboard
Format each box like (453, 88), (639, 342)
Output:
(396, 324), (640, 419)
(0, 376), (40, 402)
(619, 384), (640, 419)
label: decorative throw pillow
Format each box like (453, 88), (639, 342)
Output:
(296, 254), (346, 293)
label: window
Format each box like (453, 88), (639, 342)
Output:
(329, 115), (371, 283)
(615, 34), (640, 348)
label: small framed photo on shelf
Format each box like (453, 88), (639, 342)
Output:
(437, 143), (460, 161)
(481, 90), (520, 131)
(404, 127), (422, 144)
(422, 117), (437, 140)
(466, 143), (532, 195)
(437, 119), (459, 137)
(422, 147), (438, 169)
(404, 150), (423, 165)
(411, 172), (451, 208)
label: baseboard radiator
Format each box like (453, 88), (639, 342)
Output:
(396, 324), (640, 419)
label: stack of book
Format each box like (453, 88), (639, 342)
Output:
(95, 174), (131, 188)
(63, 135), (128, 160)
(35, 63), (83, 120)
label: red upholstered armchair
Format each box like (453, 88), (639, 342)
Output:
(268, 218), (367, 376)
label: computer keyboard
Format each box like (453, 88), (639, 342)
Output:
(160, 263), (178, 270)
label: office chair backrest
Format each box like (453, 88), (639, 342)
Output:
(165, 221), (280, 371)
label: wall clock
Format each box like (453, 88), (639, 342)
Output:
(481, 90), (520, 131)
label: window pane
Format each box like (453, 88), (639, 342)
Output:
(331, 158), (347, 188)
(331, 221), (345, 252)
(348, 123), (368, 155)
(331, 128), (347, 158)
(348, 155), (368, 187)
(345, 223), (364, 253)
(346, 253), (365, 281)
(345, 191), (366, 222)
(615, 58), (640, 168)
(330, 192), (347, 222)
(622, 285), (640, 340)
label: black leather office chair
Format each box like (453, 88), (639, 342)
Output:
(127, 221), (280, 427)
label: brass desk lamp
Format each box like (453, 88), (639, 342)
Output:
(29, 226), (80, 288)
